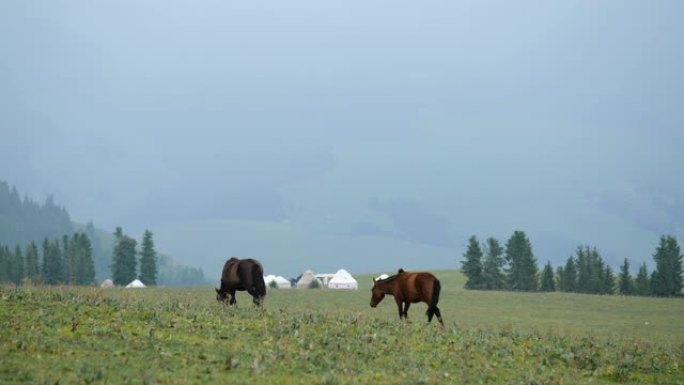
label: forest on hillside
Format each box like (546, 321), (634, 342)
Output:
(0, 181), (205, 286)
(0, 181), (72, 247)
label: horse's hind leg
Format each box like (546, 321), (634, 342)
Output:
(247, 287), (263, 307)
(434, 306), (444, 326)
(426, 306), (435, 322)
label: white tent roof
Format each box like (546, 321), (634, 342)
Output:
(125, 279), (146, 288)
(328, 269), (358, 290)
(100, 278), (114, 288)
(274, 276), (291, 287)
(296, 270), (323, 289)
(264, 275), (291, 288)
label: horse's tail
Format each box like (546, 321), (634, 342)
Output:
(431, 278), (441, 309)
(252, 262), (266, 299)
(426, 278), (442, 323)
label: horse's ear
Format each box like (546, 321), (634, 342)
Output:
(372, 277), (376, 283)
(398, 268), (405, 274)
(215, 288), (220, 294)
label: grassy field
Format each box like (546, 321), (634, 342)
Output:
(1, 270), (683, 384)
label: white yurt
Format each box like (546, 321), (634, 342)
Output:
(100, 278), (114, 288)
(328, 269), (358, 290)
(125, 279), (146, 288)
(296, 270), (323, 289)
(272, 275), (291, 288)
(264, 275), (291, 289)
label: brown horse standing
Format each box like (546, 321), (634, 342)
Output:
(216, 257), (266, 307)
(370, 268), (444, 325)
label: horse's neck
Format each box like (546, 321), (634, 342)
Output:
(380, 282), (395, 295)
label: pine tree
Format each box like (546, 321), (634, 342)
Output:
(68, 233), (95, 285)
(111, 227), (137, 285)
(461, 235), (484, 289)
(62, 234), (74, 284)
(78, 233), (95, 285)
(41, 238), (50, 282)
(540, 261), (555, 292)
(556, 266), (565, 291)
(139, 230), (158, 286)
(0, 246), (10, 283)
(603, 266), (615, 294)
(634, 263), (650, 296)
(41, 238), (63, 285)
(651, 235), (683, 296)
(560, 256), (577, 292)
(574, 246), (610, 294)
(575, 247), (590, 293)
(51, 239), (64, 284)
(25, 241), (40, 281)
(505, 230), (538, 291)
(587, 247), (605, 294)
(618, 258), (634, 295)
(482, 237), (505, 290)
(12, 245), (24, 285)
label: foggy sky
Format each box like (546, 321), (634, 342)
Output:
(1, 1), (682, 276)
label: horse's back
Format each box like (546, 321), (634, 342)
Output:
(221, 257), (265, 295)
(243, 258), (264, 274)
(398, 271), (440, 304)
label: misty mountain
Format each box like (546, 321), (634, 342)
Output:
(0, 181), (73, 247)
(1, 1), (682, 280)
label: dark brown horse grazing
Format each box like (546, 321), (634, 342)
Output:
(216, 257), (266, 307)
(370, 268), (443, 325)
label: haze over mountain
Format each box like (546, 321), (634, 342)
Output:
(2, 1), (682, 279)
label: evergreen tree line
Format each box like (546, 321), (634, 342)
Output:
(0, 233), (95, 285)
(110, 227), (158, 286)
(0, 181), (205, 286)
(462, 232), (683, 297)
(462, 231), (538, 291)
(0, 181), (73, 247)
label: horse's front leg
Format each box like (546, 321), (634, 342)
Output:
(402, 302), (411, 319)
(229, 290), (237, 307)
(252, 294), (262, 307)
(394, 297), (404, 319)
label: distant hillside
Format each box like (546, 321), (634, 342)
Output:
(0, 180), (73, 246)
(1, 180), (206, 286)
(153, 219), (458, 282)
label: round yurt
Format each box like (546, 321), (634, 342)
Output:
(125, 279), (146, 288)
(328, 269), (358, 290)
(264, 275), (291, 289)
(296, 270), (323, 289)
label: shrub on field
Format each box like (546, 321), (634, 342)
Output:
(269, 280), (278, 289)
(309, 280), (321, 289)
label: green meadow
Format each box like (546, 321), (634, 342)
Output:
(1, 271), (683, 384)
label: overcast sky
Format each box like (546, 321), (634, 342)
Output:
(1, 1), (682, 275)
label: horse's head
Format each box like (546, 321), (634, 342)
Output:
(369, 278), (385, 308)
(215, 288), (229, 303)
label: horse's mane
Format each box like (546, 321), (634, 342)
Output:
(376, 269), (405, 284)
